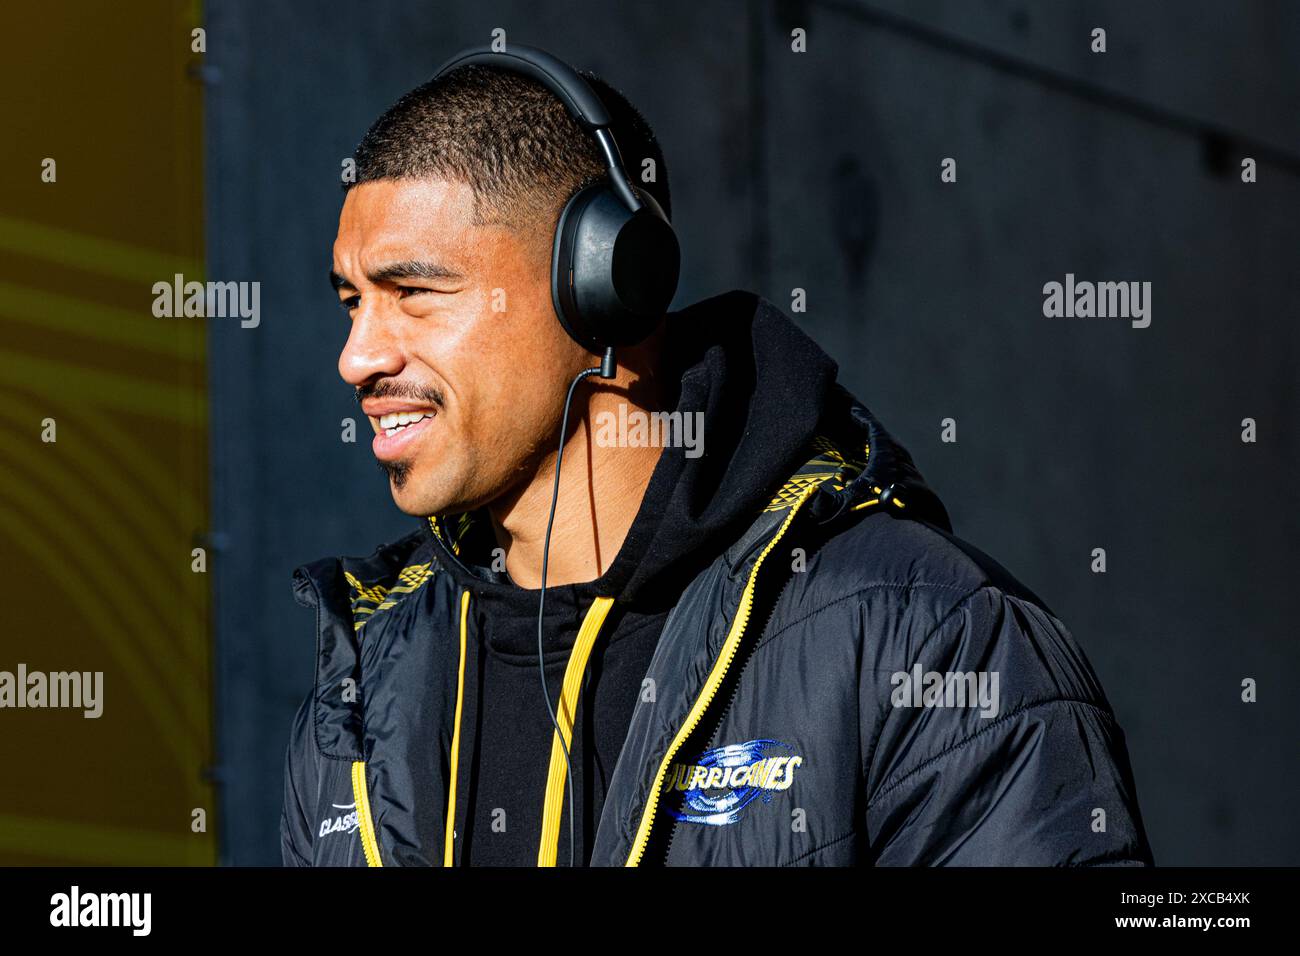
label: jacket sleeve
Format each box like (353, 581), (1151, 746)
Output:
(862, 585), (1153, 866)
(280, 694), (318, 866)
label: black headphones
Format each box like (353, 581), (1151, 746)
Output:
(432, 44), (681, 358)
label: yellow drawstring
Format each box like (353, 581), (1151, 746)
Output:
(536, 596), (616, 866)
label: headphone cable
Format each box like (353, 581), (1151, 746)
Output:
(537, 347), (615, 867)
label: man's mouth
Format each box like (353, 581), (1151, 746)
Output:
(377, 410), (435, 436)
(368, 408), (437, 462)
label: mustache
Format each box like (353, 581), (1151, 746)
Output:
(355, 379), (445, 408)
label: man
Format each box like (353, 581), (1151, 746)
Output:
(281, 46), (1152, 867)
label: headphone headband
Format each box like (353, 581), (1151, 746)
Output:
(432, 44), (642, 211)
(433, 45), (611, 129)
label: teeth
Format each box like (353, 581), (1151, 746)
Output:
(378, 411), (434, 434)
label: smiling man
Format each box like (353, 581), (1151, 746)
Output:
(281, 46), (1153, 867)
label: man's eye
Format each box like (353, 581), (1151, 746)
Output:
(339, 295), (360, 313)
(396, 285), (430, 299)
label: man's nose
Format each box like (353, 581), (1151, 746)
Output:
(338, 310), (403, 387)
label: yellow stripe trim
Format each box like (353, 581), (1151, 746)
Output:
(351, 761), (382, 867)
(0, 813), (211, 866)
(537, 596), (616, 866)
(0, 280), (206, 358)
(0, 214), (202, 283)
(444, 589), (471, 866)
(0, 348), (206, 425)
(625, 486), (816, 866)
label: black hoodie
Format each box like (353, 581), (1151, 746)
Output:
(426, 291), (844, 865)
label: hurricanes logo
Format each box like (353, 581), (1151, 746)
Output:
(665, 739), (804, 826)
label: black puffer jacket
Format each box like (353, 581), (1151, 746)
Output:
(281, 292), (1152, 867)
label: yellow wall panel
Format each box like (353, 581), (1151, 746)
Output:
(0, 0), (213, 864)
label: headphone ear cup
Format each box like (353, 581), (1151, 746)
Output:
(552, 184), (680, 353)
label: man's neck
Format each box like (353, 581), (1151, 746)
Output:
(490, 376), (664, 590)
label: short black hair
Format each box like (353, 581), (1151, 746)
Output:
(350, 64), (671, 242)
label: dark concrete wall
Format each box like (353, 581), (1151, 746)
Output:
(205, 0), (1299, 865)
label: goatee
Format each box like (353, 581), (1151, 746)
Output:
(378, 459), (412, 489)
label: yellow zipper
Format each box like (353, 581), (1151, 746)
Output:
(351, 760), (383, 867)
(624, 485), (816, 866)
(537, 596), (616, 866)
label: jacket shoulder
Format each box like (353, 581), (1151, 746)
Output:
(798, 508), (1051, 623)
(779, 509), (1149, 865)
(787, 508), (1113, 711)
